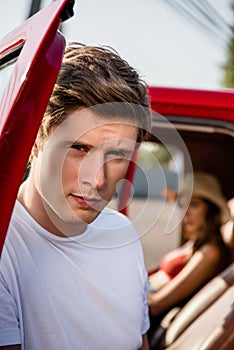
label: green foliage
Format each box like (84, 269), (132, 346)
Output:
(137, 142), (175, 169)
(222, 2), (234, 88)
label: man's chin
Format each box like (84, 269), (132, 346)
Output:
(65, 206), (103, 224)
(48, 200), (106, 229)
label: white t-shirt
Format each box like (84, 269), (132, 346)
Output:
(0, 201), (149, 350)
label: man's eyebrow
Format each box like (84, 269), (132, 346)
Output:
(70, 140), (94, 150)
(67, 138), (137, 152)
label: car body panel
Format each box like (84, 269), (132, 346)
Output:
(148, 87), (234, 202)
(0, 0), (74, 254)
(149, 86), (234, 124)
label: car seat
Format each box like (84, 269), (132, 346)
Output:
(149, 262), (234, 349)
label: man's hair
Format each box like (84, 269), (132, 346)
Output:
(38, 42), (151, 144)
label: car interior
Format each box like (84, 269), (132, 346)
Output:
(123, 104), (234, 349)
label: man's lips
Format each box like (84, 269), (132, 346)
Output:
(70, 194), (102, 209)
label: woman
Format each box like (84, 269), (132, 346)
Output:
(148, 172), (232, 318)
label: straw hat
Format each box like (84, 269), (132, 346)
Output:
(180, 172), (231, 224)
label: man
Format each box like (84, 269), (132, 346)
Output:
(0, 43), (151, 349)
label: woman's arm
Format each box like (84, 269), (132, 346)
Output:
(148, 269), (171, 292)
(138, 334), (149, 350)
(148, 244), (220, 316)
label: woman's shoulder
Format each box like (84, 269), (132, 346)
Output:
(196, 242), (228, 270)
(198, 242), (221, 258)
(197, 240), (232, 275)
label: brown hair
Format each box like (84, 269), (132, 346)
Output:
(38, 43), (151, 145)
(181, 198), (232, 271)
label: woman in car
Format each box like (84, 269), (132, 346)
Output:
(148, 172), (232, 319)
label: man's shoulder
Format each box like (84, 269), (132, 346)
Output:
(10, 200), (27, 219)
(5, 200), (36, 249)
(7, 200), (30, 233)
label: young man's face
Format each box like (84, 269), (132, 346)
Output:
(34, 108), (138, 228)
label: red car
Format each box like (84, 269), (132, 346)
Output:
(0, 0), (234, 348)
(117, 86), (234, 349)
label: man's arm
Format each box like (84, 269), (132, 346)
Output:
(139, 333), (149, 350)
(0, 276), (21, 349)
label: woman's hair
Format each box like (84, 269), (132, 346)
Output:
(182, 198), (231, 269)
(192, 199), (223, 252)
(38, 42), (151, 145)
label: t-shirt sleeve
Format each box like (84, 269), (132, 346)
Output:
(141, 265), (150, 335)
(0, 273), (21, 346)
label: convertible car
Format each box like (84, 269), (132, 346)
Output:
(117, 86), (234, 349)
(0, 0), (234, 349)
(121, 86), (234, 269)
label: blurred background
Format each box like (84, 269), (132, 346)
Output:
(1, 0), (234, 90)
(1, 1), (234, 268)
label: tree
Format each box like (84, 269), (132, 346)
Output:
(223, 1), (234, 88)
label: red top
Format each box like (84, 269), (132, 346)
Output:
(159, 244), (192, 279)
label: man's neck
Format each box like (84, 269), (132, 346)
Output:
(18, 178), (87, 237)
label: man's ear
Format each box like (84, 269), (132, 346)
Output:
(32, 141), (39, 158)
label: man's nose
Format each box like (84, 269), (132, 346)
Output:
(80, 152), (106, 190)
(94, 161), (106, 189)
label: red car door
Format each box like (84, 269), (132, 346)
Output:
(0, 0), (74, 254)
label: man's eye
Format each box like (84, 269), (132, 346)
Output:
(70, 144), (89, 152)
(106, 150), (129, 160)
